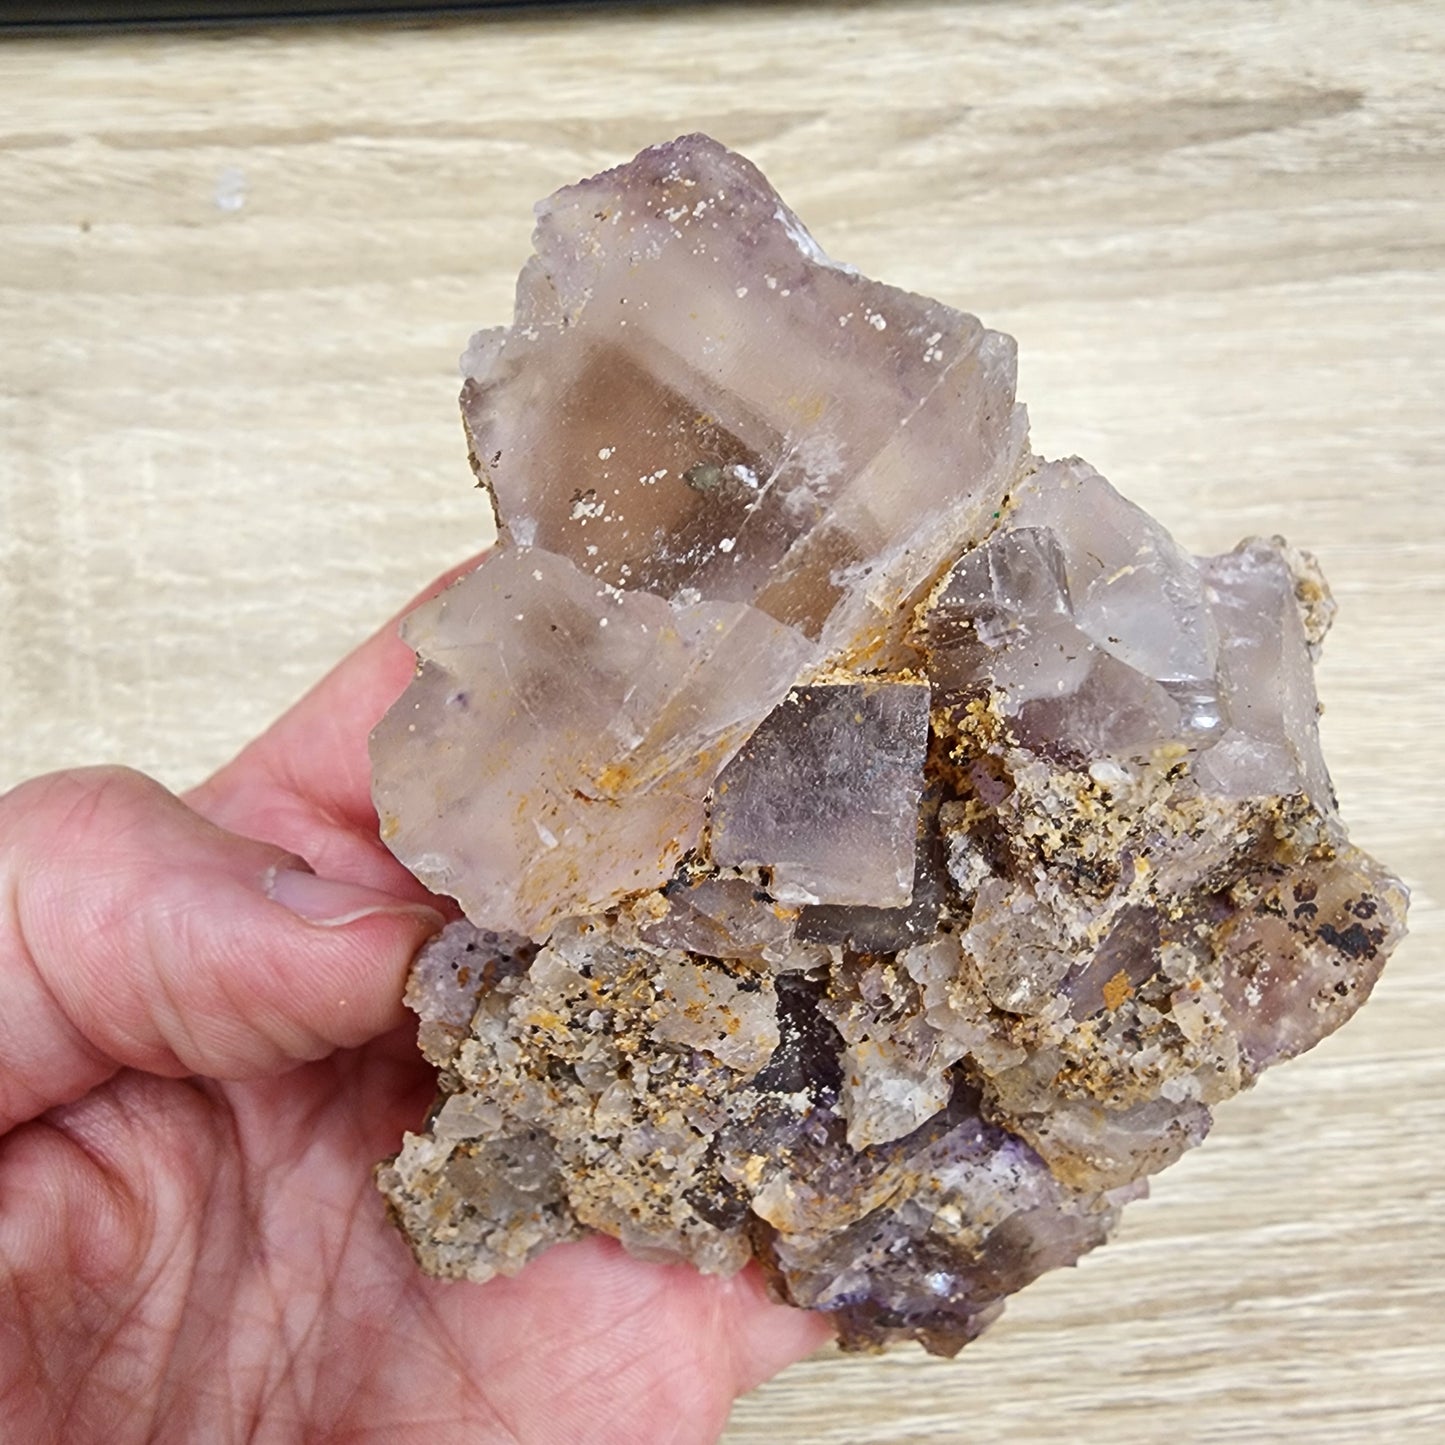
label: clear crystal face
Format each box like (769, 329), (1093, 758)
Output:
(710, 681), (931, 908)
(372, 135), (1407, 1356)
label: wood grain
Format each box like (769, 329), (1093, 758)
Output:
(2, 3), (1442, 1440)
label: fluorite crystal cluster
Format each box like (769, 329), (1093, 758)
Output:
(372, 136), (1407, 1354)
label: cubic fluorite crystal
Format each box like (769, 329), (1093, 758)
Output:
(372, 135), (1407, 1355)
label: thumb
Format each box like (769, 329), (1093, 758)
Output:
(0, 765), (442, 1134)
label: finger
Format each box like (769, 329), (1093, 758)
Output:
(457, 1239), (834, 1441)
(0, 766), (443, 1135)
(353, 1236), (833, 1444)
(185, 553), (489, 883)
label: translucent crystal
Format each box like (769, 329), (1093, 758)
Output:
(925, 457), (1224, 756)
(459, 135), (1026, 656)
(710, 681), (930, 907)
(372, 135), (1407, 1356)
(372, 546), (813, 936)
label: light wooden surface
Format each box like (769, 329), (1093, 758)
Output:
(2, 3), (1442, 1441)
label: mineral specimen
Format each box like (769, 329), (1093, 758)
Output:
(372, 135), (1407, 1355)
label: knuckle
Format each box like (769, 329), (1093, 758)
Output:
(0, 768), (180, 940)
(1, 765), (164, 836)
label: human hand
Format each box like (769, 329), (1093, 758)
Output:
(0, 560), (830, 1445)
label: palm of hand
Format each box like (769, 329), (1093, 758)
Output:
(0, 563), (827, 1444)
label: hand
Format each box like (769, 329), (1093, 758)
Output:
(0, 559), (830, 1444)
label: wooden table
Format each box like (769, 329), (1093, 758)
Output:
(2, 3), (1442, 1440)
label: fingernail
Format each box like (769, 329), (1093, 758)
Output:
(266, 866), (445, 930)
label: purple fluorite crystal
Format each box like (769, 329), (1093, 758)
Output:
(372, 136), (1407, 1355)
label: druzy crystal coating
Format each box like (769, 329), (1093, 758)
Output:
(372, 136), (1407, 1355)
